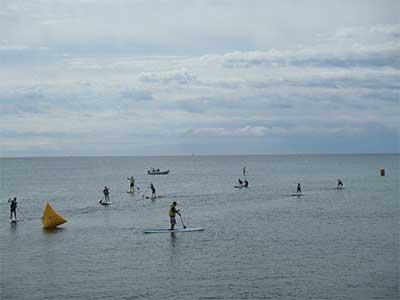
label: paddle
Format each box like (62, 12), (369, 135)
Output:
(178, 213), (187, 229)
(99, 196), (104, 204)
(16, 207), (26, 219)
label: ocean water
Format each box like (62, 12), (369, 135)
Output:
(0, 154), (398, 300)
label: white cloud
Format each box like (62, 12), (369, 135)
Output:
(183, 126), (270, 137)
(0, 4), (399, 155)
(138, 69), (196, 85)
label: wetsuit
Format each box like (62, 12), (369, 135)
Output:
(297, 184), (301, 194)
(103, 187), (110, 202)
(150, 184), (156, 198)
(244, 180), (248, 187)
(9, 198), (17, 220)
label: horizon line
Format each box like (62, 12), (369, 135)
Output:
(1, 152), (398, 159)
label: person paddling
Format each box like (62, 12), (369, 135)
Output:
(297, 183), (302, 195)
(243, 179), (249, 188)
(103, 186), (110, 203)
(150, 183), (156, 199)
(337, 179), (343, 189)
(8, 197), (17, 220)
(169, 201), (181, 230)
(127, 176), (135, 192)
(238, 178), (243, 186)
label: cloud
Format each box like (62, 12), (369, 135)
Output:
(183, 126), (286, 137)
(214, 24), (400, 69)
(120, 88), (153, 102)
(220, 44), (400, 69)
(138, 69), (196, 85)
(1, 15), (399, 155)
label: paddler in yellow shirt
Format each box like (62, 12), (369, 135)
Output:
(169, 201), (181, 230)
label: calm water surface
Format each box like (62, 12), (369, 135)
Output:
(0, 155), (398, 299)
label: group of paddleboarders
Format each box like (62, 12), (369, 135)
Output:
(293, 179), (344, 196)
(99, 178), (158, 204)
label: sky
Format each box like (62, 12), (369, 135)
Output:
(0, 0), (399, 157)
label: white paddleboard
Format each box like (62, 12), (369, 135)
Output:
(127, 191), (135, 194)
(143, 227), (204, 234)
(100, 201), (112, 206)
(334, 187), (345, 190)
(291, 193), (304, 196)
(10, 219), (19, 223)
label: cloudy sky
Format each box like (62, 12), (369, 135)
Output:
(0, 0), (399, 156)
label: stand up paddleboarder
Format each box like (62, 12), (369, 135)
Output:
(8, 197), (17, 220)
(297, 183), (302, 195)
(103, 186), (110, 203)
(150, 183), (156, 199)
(169, 201), (181, 230)
(127, 176), (135, 192)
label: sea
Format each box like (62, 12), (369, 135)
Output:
(0, 154), (398, 300)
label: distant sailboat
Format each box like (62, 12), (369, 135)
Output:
(42, 202), (67, 229)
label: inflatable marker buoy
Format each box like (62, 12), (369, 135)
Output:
(42, 202), (67, 229)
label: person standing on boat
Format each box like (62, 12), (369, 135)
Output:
(297, 183), (302, 195)
(169, 201), (181, 230)
(103, 186), (110, 203)
(337, 179), (343, 188)
(150, 183), (156, 199)
(127, 176), (135, 192)
(8, 197), (17, 220)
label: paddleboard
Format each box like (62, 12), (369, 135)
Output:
(234, 185), (248, 188)
(10, 219), (19, 223)
(127, 191), (135, 194)
(291, 193), (304, 196)
(145, 195), (165, 200)
(100, 201), (112, 206)
(143, 227), (204, 234)
(334, 187), (345, 190)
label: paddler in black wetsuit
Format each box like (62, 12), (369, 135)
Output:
(337, 179), (343, 188)
(238, 178), (243, 186)
(297, 183), (302, 195)
(150, 183), (156, 199)
(8, 197), (17, 220)
(103, 186), (110, 203)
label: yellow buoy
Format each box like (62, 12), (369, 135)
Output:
(42, 202), (67, 229)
